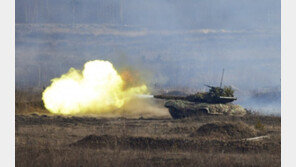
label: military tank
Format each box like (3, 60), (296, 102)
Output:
(154, 85), (246, 119)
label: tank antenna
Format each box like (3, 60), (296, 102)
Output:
(220, 68), (225, 88)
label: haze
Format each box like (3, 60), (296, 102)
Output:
(15, 0), (281, 114)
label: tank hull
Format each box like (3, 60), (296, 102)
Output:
(164, 100), (246, 119)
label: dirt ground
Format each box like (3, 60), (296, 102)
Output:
(14, 89), (280, 166)
(15, 112), (281, 167)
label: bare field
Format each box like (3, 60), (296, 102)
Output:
(16, 112), (281, 167)
(15, 89), (281, 166)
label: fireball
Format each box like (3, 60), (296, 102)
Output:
(42, 60), (147, 115)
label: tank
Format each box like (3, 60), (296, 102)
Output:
(154, 85), (246, 119)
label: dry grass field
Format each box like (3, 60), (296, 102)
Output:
(15, 90), (281, 167)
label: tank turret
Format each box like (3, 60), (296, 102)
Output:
(154, 85), (237, 104)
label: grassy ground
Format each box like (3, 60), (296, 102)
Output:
(15, 90), (281, 167)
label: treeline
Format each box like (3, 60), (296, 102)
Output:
(16, 0), (123, 24)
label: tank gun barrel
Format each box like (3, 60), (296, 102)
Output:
(153, 95), (186, 100)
